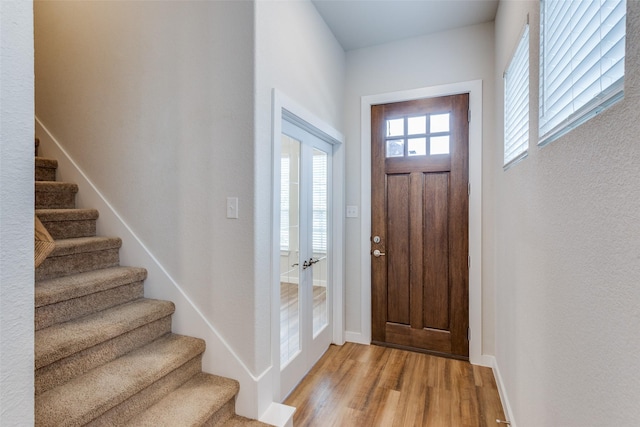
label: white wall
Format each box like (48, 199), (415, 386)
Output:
(343, 23), (496, 353)
(493, 1), (640, 425)
(0, 1), (35, 424)
(35, 0), (259, 372)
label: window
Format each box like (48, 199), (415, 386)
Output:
(385, 113), (451, 158)
(539, 0), (626, 145)
(504, 24), (530, 167)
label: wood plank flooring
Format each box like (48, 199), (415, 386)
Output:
(284, 342), (506, 426)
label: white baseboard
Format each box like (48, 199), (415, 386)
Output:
(471, 353), (495, 368)
(344, 331), (370, 345)
(35, 117), (274, 420)
(486, 355), (516, 427)
(259, 403), (296, 427)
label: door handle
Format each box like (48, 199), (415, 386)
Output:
(302, 257), (320, 270)
(372, 249), (385, 257)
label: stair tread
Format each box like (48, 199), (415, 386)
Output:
(35, 266), (147, 307)
(35, 334), (205, 427)
(35, 181), (78, 192)
(35, 157), (58, 168)
(123, 372), (239, 426)
(35, 298), (175, 369)
(45, 236), (122, 257)
(36, 208), (99, 221)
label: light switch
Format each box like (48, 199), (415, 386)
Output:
(226, 197), (239, 219)
(346, 205), (358, 218)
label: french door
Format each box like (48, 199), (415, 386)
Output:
(278, 119), (332, 400)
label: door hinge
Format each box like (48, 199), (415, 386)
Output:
(468, 109), (471, 123)
(468, 182), (471, 196)
(468, 327), (471, 342)
(468, 255), (471, 270)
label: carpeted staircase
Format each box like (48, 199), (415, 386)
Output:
(34, 143), (270, 426)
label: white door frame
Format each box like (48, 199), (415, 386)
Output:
(357, 80), (489, 366)
(271, 89), (345, 401)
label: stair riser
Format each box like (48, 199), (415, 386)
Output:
(204, 399), (236, 427)
(36, 190), (76, 209)
(85, 355), (203, 427)
(36, 249), (119, 281)
(36, 167), (56, 182)
(35, 318), (172, 395)
(36, 282), (144, 330)
(40, 219), (97, 240)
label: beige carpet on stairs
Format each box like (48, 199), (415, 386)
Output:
(34, 147), (272, 426)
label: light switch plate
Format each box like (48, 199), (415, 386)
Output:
(227, 197), (239, 219)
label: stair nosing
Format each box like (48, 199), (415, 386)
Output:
(35, 157), (58, 166)
(44, 236), (122, 258)
(35, 181), (79, 192)
(35, 298), (175, 369)
(35, 266), (148, 307)
(36, 208), (99, 221)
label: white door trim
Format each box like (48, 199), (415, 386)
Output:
(271, 89), (346, 401)
(357, 80), (488, 366)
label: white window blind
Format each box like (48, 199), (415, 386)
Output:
(539, 0), (626, 145)
(280, 156), (290, 251)
(504, 24), (530, 167)
(312, 153), (327, 254)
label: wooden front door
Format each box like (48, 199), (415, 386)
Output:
(371, 93), (469, 359)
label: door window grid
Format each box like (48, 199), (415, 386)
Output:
(385, 113), (451, 158)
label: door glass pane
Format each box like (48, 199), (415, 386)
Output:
(430, 113), (450, 133)
(408, 137), (427, 156)
(386, 118), (404, 137)
(386, 139), (404, 158)
(280, 134), (300, 366)
(312, 148), (328, 337)
(408, 116), (426, 134)
(430, 135), (450, 155)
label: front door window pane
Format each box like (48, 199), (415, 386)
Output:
(408, 116), (426, 135)
(386, 139), (404, 157)
(408, 138), (427, 156)
(430, 136), (450, 155)
(386, 118), (404, 137)
(430, 113), (450, 133)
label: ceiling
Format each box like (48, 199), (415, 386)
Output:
(311, 0), (499, 51)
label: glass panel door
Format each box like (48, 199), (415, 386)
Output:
(278, 120), (332, 400)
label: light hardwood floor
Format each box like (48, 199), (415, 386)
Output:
(285, 342), (506, 426)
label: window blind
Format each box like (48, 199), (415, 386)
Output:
(312, 153), (327, 254)
(280, 156), (290, 251)
(539, 0), (626, 145)
(504, 24), (530, 167)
